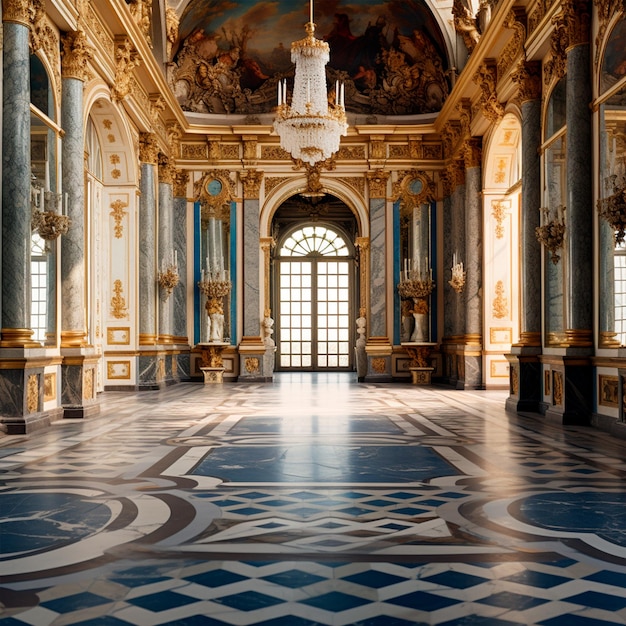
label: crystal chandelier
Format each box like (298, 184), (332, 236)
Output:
(273, 1), (348, 166)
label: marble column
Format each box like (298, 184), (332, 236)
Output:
(238, 169), (269, 381)
(157, 154), (174, 345)
(1, 11), (32, 347)
(138, 134), (159, 387)
(507, 60), (543, 413)
(173, 172), (189, 334)
(545, 0), (593, 425)
(59, 30), (99, 419)
(462, 141), (483, 389)
(365, 171), (392, 382)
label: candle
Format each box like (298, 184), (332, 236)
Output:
(310, 0), (313, 23)
(340, 83), (345, 108)
(335, 80), (339, 104)
(278, 80), (282, 106)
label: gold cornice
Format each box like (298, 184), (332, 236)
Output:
(473, 60), (504, 123)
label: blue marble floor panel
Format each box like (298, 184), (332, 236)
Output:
(3, 374), (626, 625)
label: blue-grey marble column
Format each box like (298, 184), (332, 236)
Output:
(369, 197), (387, 337)
(507, 62), (543, 413)
(173, 171), (189, 342)
(442, 192), (454, 339)
(565, 38), (593, 344)
(364, 171), (392, 382)
(157, 155), (174, 342)
(60, 77), (87, 346)
(238, 170), (268, 381)
(451, 163), (465, 338)
(463, 141), (483, 389)
(1, 18), (32, 345)
(138, 134), (158, 346)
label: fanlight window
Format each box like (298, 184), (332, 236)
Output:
(280, 226), (349, 257)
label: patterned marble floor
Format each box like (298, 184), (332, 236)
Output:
(2, 373), (626, 625)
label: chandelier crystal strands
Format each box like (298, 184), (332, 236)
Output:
(273, 1), (348, 166)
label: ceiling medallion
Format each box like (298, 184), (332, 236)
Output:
(273, 0), (348, 166)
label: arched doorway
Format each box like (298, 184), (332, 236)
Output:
(272, 195), (358, 371)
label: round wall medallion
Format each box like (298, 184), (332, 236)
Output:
(206, 178), (223, 196)
(409, 177), (424, 195)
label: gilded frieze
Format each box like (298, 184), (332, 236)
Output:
(498, 8), (527, 78)
(423, 144), (443, 160)
(389, 145), (411, 159)
(221, 145), (240, 160)
(182, 144), (208, 160)
(337, 146), (366, 160)
(264, 177), (285, 195)
(337, 177), (366, 196)
(261, 146), (291, 160)
(85, 3), (115, 58)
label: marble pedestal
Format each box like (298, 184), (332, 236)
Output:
(197, 342), (229, 383)
(402, 342), (436, 385)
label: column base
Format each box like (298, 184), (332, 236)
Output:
(61, 348), (101, 419)
(364, 337), (393, 382)
(238, 336), (272, 382)
(505, 347), (542, 413)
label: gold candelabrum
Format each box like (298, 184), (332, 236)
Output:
(597, 174), (626, 245)
(198, 273), (232, 313)
(158, 265), (179, 299)
(31, 189), (71, 243)
(397, 272), (435, 302)
(535, 205), (566, 264)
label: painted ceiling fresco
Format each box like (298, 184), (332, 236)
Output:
(169, 0), (450, 117)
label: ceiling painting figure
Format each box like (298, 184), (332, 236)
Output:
(168, 0), (450, 116)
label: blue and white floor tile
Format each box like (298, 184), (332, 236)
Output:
(3, 373), (626, 624)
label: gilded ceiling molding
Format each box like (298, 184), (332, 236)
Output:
(165, 7), (179, 61)
(158, 153), (175, 186)
(112, 37), (141, 102)
(409, 138), (423, 159)
(369, 138), (387, 161)
(127, 0), (153, 47)
(243, 137), (258, 162)
(261, 146), (291, 160)
(463, 138), (482, 169)
(441, 121), (462, 160)
(338, 145), (367, 160)
(593, 0), (626, 66)
(173, 171), (189, 198)
(366, 171), (389, 199)
(182, 144), (208, 160)
(389, 145), (411, 159)
(498, 8), (527, 78)
(457, 98), (472, 140)
(452, 0), (480, 53)
(61, 30), (93, 82)
(240, 170), (263, 198)
(511, 60), (542, 103)
(139, 132), (159, 165)
(473, 61), (504, 123)
(166, 122), (183, 160)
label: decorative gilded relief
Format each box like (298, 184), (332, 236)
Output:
(599, 375), (619, 408)
(107, 361), (131, 380)
(553, 371), (563, 406)
(544, 369), (551, 395)
(372, 358), (386, 374)
(492, 282), (509, 320)
(491, 200), (508, 238)
(490, 327), (512, 344)
(111, 279), (129, 319)
(245, 357), (260, 374)
(510, 364), (519, 394)
(107, 327), (130, 345)
(44, 373), (56, 402)
(27, 374), (39, 413)
(83, 369), (93, 400)
(490, 360), (510, 379)
(110, 199), (128, 238)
